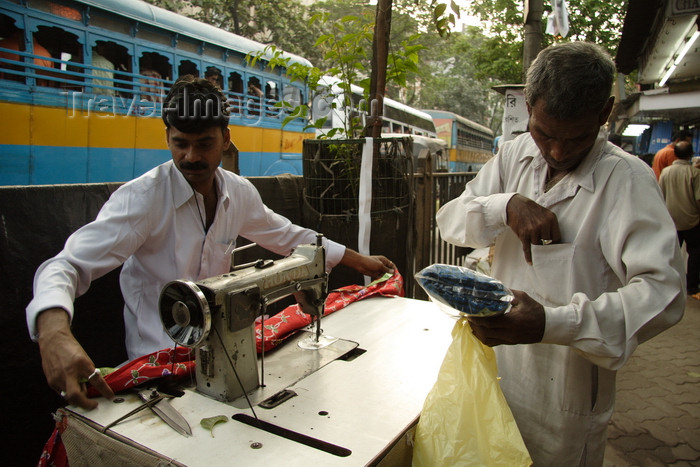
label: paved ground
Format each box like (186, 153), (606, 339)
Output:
(604, 296), (700, 466)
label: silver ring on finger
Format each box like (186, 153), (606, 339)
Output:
(60, 390), (67, 398)
(87, 368), (101, 381)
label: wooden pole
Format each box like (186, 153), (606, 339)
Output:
(523, 0), (544, 80)
(367, 0), (392, 138)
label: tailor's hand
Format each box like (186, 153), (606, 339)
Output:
(340, 248), (395, 280)
(37, 308), (115, 409)
(506, 194), (561, 264)
(468, 290), (545, 346)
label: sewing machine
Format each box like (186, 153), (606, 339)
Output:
(158, 234), (333, 402)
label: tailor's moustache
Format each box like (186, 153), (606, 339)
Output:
(179, 161), (209, 171)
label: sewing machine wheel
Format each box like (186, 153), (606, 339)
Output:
(159, 280), (211, 347)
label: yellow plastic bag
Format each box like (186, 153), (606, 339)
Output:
(412, 318), (532, 466)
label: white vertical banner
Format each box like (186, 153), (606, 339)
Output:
(358, 137), (373, 285)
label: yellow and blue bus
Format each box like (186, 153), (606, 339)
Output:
(0, 0), (314, 185)
(423, 109), (494, 172)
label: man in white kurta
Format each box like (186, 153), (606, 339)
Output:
(436, 42), (685, 466)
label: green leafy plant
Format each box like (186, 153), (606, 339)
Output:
(246, 10), (425, 140)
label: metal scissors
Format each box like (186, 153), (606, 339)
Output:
(102, 386), (192, 437)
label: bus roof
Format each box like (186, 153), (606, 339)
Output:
(381, 133), (447, 148)
(319, 75), (434, 121)
(423, 109), (493, 136)
(75, 0), (312, 67)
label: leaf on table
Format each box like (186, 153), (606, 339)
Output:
(200, 415), (228, 437)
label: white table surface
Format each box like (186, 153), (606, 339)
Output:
(66, 296), (456, 466)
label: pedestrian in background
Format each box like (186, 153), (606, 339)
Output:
(659, 141), (700, 295)
(652, 129), (694, 180)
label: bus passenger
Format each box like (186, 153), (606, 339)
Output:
(139, 68), (162, 102)
(91, 43), (115, 96)
(26, 75), (396, 410)
(248, 82), (263, 97)
(0, 29), (54, 86)
(205, 67), (223, 89)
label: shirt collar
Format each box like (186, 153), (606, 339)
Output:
(170, 161), (194, 209)
(671, 159), (691, 165)
(215, 168), (231, 210)
(526, 127), (608, 194)
(567, 128), (608, 193)
(170, 163), (231, 209)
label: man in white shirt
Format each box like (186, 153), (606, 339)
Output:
(27, 75), (395, 410)
(659, 141), (700, 294)
(436, 42), (685, 466)
(91, 43), (115, 96)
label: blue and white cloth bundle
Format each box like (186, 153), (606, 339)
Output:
(415, 264), (513, 317)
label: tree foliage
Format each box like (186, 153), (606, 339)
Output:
(416, 26), (505, 131)
(467, 0), (628, 83)
(145, 0), (323, 59)
(143, 0), (629, 136)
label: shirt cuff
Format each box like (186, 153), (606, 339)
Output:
(26, 292), (75, 341)
(541, 304), (577, 345)
(322, 238), (346, 271)
(484, 192), (518, 228)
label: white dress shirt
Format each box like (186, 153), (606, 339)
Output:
(436, 130), (685, 466)
(26, 161), (345, 359)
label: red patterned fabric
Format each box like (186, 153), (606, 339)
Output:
(37, 416), (68, 467)
(86, 346), (194, 398)
(39, 271), (403, 466)
(256, 270), (404, 352)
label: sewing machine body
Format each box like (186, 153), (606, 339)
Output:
(159, 238), (328, 402)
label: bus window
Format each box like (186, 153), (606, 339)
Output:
(248, 76), (263, 97)
(139, 52), (170, 102)
(205, 65), (222, 89)
(33, 24), (81, 88)
(247, 76), (263, 116)
(0, 16), (29, 84)
(91, 41), (117, 96)
(264, 80), (278, 100)
(229, 72), (243, 94)
(227, 71), (243, 114)
(284, 84), (303, 108)
(178, 59), (198, 78)
(264, 80), (279, 116)
(0, 17), (60, 88)
(91, 40), (131, 97)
